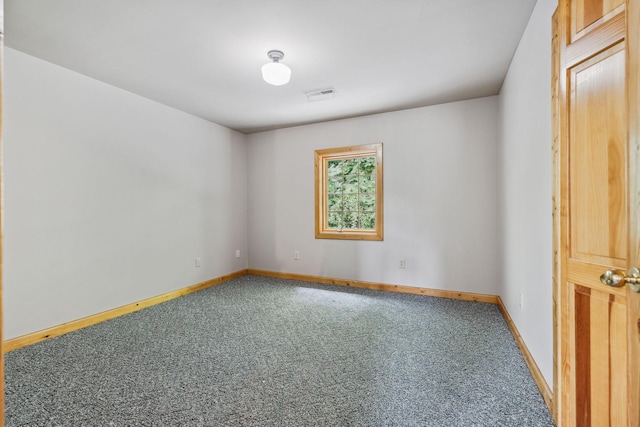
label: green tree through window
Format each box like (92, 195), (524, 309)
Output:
(327, 156), (376, 230)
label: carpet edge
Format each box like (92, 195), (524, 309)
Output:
(3, 269), (249, 353)
(247, 269), (499, 303)
(497, 296), (554, 412)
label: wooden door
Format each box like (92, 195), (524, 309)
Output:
(556, 0), (640, 425)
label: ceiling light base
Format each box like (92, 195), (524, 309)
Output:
(267, 50), (285, 62)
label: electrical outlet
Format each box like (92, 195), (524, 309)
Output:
(294, 251), (300, 260)
(399, 259), (406, 269)
(195, 257), (201, 268)
(519, 292), (524, 309)
(235, 250), (240, 258)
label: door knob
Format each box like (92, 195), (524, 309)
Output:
(600, 267), (640, 292)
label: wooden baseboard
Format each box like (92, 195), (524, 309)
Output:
(247, 269), (499, 303)
(497, 296), (553, 410)
(3, 269), (248, 352)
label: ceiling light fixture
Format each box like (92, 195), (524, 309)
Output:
(261, 50), (291, 86)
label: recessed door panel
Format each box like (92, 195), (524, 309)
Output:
(569, 45), (627, 267)
(573, 285), (627, 425)
(572, 0), (624, 39)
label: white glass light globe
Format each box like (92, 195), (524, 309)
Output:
(261, 62), (292, 86)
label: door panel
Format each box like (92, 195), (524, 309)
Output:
(572, 0), (624, 40)
(572, 285), (627, 425)
(569, 45), (627, 267)
(564, 282), (629, 427)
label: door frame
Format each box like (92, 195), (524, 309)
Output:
(551, 4), (562, 423)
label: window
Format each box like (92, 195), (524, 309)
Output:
(315, 143), (383, 240)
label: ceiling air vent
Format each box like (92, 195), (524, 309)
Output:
(304, 87), (336, 102)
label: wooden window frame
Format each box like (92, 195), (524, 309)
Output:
(314, 143), (383, 241)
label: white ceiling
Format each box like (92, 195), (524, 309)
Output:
(5, 0), (537, 134)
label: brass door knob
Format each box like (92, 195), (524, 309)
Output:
(600, 267), (640, 292)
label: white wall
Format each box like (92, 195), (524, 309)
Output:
(3, 48), (248, 340)
(247, 97), (500, 295)
(497, 0), (557, 387)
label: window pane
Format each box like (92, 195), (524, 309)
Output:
(343, 159), (358, 175)
(328, 212), (343, 229)
(343, 212), (358, 229)
(328, 194), (343, 211)
(328, 178), (343, 193)
(344, 174), (358, 186)
(359, 174), (375, 193)
(360, 212), (376, 229)
(343, 195), (358, 211)
(359, 194), (375, 211)
(343, 183), (358, 194)
(328, 160), (343, 177)
(359, 157), (376, 174)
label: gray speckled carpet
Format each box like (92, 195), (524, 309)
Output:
(5, 275), (555, 426)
